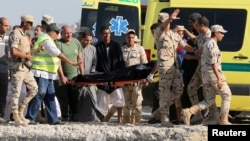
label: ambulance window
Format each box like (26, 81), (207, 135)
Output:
(160, 8), (246, 52)
(96, 3), (139, 46)
(80, 9), (97, 30)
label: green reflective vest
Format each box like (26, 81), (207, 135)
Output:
(31, 33), (60, 73)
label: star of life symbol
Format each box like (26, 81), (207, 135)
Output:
(109, 16), (129, 36)
(92, 22), (96, 37)
(91, 22), (98, 44)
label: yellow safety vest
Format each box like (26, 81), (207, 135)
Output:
(31, 33), (60, 73)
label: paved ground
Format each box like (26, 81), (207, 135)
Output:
(1, 107), (249, 141)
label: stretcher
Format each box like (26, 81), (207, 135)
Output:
(68, 62), (155, 87)
(68, 79), (147, 87)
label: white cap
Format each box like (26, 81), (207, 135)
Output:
(158, 12), (169, 23)
(175, 25), (185, 31)
(42, 15), (54, 24)
(126, 29), (136, 35)
(211, 24), (227, 33)
(21, 15), (34, 22)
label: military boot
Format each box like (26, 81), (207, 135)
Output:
(182, 105), (199, 125)
(18, 104), (30, 124)
(130, 115), (136, 124)
(220, 113), (232, 125)
(135, 115), (141, 124)
(13, 110), (28, 126)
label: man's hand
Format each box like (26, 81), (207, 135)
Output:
(26, 53), (32, 61)
(60, 76), (68, 85)
(39, 45), (45, 51)
(71, 61), (83, 67)
(217, 79), (223, 89)
(146, 73), (154, 83)
(170, 9), (180, 20)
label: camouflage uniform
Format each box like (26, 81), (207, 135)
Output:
(122, 44), (148, 124)
(201, 38), (231, 118)
(154, 27), (186, 124)
(186, 29), (221, 125)
(187, 30), (211, 105)
(9, 28), (38, 126)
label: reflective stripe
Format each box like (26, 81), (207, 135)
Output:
(32, 61), (59, 65)
(34, 53), (51, 57)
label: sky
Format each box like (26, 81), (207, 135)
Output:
(1, 0), (82, 27)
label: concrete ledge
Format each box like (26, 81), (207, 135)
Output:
(0, 122), (208, 141)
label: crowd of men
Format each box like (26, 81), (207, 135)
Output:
(0, 8), (232, 127)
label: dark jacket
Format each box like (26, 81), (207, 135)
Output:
(95, 40), (125, 73)
(95, 40), (125, 93)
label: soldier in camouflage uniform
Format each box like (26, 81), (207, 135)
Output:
(184, 16), (220, 125)
(153, 9), (195, 127)
(121, 29), (148, 124)
(9, 15), (38, 126)
(182, 25), (232, 125)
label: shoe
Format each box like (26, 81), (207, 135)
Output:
(182, 108), (192, 125)
(36, 116), (47, 123)
(49, 121), (65, 125)
(171, 120), (184, 125)
(148, 117), (161, 124)
(0, 117), (7, 123)
(29, 120), (39, 125)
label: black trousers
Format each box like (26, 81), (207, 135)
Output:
(54, 80), (79, 120)
(0, 72), (8, 117)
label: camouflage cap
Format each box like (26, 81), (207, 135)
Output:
(175, 25), (185, 31)
(21, 15), (34, 22)
(126, 29), (136, 35)
(211, 24), (227, 33)
(42, 15), (54, 24)
(158, 12), (169, 23)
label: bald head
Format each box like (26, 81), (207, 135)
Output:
(61, 25), (73, 43)
(0, 17), (10, 35)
